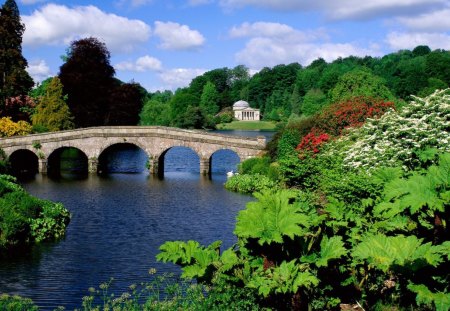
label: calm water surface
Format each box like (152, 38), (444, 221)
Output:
(0, 130), (273, 310)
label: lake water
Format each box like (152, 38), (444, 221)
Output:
(0, 130), (273, 310)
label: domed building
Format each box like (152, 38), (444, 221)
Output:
(232, 100), (260, 121)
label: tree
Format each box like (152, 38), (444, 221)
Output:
(0, 0), (34, 108)
(32, 76), (74, 132)
(200, 81), (219, 115)
(330, 68), (394, 103)
(168, 89), (198, 126)
(29, 77), (53, 99)
(104, 82), (144, 125)
(301, 88), (327, 116)
(59, 37), (115, 127)
(139, 98), (170, 126)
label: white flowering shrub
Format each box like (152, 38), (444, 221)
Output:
(337, 89), (450, 170)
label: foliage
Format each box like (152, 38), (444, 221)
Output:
(139, 99), (170, 126)
(224, 173), (278, 194)
(340, 88), (450, 170)
(59, 37), (144, 127)
(0, 174), (71, 250)
(59, 37), (115, 127)
(0, 116), (31, 137)
(330, 68), (395, 103)
(31, 76), (74, 131)
(235, 190), (309, 245)
(0, 0), (34, 106)
(1, 95), (35, 122)
(0, 294), (38, 311)
(300, 88), (327, 116)
(296, 130), (330, 154)
(159, 148), (450, 310)
(315, 96), (395, 136)
(104, 82), (144, 125)
(200, 81), (220, 116)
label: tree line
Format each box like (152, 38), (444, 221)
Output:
(1, 0), (449, 135)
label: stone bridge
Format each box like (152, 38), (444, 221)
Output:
(0, 126), (266, 176)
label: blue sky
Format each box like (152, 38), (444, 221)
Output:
(17, 0), (450, 92)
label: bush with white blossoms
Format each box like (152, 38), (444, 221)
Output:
(335, 89), (449, 170)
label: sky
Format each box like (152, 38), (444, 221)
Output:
(15, 0), (450, 92)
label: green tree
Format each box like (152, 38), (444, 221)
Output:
(200, 81), (219, 115)
(0, 0), (34, 107)
(104, 82), (144, 125)
(32, 76), (74, 132)
(139, 98), (170, 126)
(330, 68), (394, 103)
(301, 88), (327, 116)
(29, 77), (53, 99)
(59, 37), (115, 127)
(392, 56), (428, 99)
(169, 90), (199, 127)
(289, 84), (301, 115)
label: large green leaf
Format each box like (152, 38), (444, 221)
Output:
(353, 234), (445, 272)
(408, 283), (450, 311)
(385, 174), (444, 214)
(315, 236), (347, 267)
(235, 190), (310, 245)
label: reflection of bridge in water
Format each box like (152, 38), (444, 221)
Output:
(0, 126), (266, 176)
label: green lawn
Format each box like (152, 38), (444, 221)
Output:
(216, 121), (276, 131)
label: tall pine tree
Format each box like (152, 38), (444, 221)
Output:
(0, 0), (33, 108)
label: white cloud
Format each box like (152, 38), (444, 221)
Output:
(27, 59), (52, 83)
(116, 55), (162, 72)
(22, 4), (151, 53)
(396, 8), (450, 32)
(158, 68), (207, 90)
(386, 32), (450, 50)
(236, 37), (377, 69)
(220, 0), (447, 20)
(154, 21), (205, 50)
(230, 22), (379, 69)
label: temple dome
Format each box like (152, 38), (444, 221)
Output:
(233, 100), (250, 109)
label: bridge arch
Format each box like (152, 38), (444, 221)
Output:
(47, 147), (89, 177)
(153, 146), (201, 177)
(98, 142), (150, 174)
(9, 149), (39, 177)
(209, 148), (241, 175)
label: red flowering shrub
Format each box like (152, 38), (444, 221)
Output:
(296, 97), (394, 154)
(316, 97), (394, 136)
(296, 130), (330, 154)
(1, 95), (36, 122)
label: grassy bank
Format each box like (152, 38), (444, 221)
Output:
(216, 120), (276, 131)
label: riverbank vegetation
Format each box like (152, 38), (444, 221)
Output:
(157, 89), (450, 310)
(0, 173), (71, 252)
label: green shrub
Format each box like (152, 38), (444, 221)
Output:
(238, 157), (271, 176)
(225, 174), (277, 194)
(0, 175), (71, 250)
(0, 294), (38, 311)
